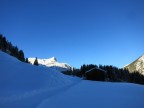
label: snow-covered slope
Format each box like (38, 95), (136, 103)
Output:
(37, 81), (144, 108)
(1, 51), (144, 108)
(124, 55), (144, 75)
(28, 57), (72, 71)
(0, 51), (78, 108)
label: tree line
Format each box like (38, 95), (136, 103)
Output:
(0, 34), (39, 65)
(0, 34), (25, 62)
(63, 64), (144, 85)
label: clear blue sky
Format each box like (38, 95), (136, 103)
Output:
(0, 0), (144, 68)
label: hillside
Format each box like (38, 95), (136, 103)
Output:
(124, 55), (144, 75)
(0, 51), (144, 108)
(0, 51), (79, 108)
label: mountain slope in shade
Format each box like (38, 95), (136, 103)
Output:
(124, 55), (144, 75)
(28, 57), (72, 72)
(0, 51), (79, 108)
(0, 51), (76, 94)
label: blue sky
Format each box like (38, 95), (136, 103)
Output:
(0, 0), (144, 68)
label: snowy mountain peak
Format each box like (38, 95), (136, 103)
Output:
(48, 57), (57, 62)
(28, 57), (72, 72)
(138, 54), (144, 61)
(124, 55), (144, 75)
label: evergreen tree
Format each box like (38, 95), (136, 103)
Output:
(11, 46), (19, 57)
(25, 58), (29, 63)
(7, 42), (13, 54)
(1, 37), (7, 51)
(34, 57), (39, 66)
(18, 50), (25, 62)
(0, 34), (2, 50)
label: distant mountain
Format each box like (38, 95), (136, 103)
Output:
(124, 55), (144, 75)
(28, 57), (72, 72)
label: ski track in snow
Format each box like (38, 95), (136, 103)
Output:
(0, 79), (81, 108)
(0, 51), (81, 108)
(36, 81), (144, 108)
